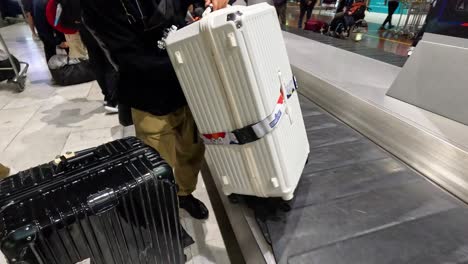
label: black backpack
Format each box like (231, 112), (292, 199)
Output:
(48, 55), (95, 86)
(56, 0), (81, 30)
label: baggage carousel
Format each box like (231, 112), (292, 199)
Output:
(260, 95), (468, 264)
(282, 26), (408, 67)
(202, 30), (468, 264)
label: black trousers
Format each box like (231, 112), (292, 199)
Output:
(382, 1), (399, 27)
(298, 0), (317, 28)
(38, 35), (58, 62)
(80, 25), (118, 105)
(275, 2), (287, 25)
(37, 29), (65, 62)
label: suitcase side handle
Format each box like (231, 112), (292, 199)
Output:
(87, 188), (119, 215)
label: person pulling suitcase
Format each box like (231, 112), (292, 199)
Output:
(298, 0), (317, 28)
(80, 0), (229, 220)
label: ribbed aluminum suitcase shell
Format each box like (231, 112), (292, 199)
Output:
(166, 3), (309, 200)
(0, 138), (185, 264)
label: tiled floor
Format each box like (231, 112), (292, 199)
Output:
(184, 180), (232, 264)
(0, 23), (229, 264)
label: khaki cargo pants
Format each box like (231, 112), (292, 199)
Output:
(0, 163), (10, 179)
(132, 106), (205, 196)
(64, 33), (88, 59)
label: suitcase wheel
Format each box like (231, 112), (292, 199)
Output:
(228, 194), (241, 204)
(279, 201), (292, 212)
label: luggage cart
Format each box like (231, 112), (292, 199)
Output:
(402, 0), (429, 38)
(391, 0), (409, 34)
(391, 0), (430, 39)
(0, 33), (28, 92)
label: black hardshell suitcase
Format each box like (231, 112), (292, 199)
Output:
(0, 137), (185, 264)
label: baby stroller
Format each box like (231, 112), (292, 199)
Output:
(328, 0), (369, 41)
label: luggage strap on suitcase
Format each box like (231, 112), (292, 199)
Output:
(202, 76), (298, 145)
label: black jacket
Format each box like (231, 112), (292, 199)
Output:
(81, 0), (201, 116)
(33, 0), (65, 46)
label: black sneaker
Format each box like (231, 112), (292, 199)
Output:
(178, 194), (209, 220)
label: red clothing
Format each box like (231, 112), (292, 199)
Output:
(45, 0), (77, 34)
(348, 2), (366, 15)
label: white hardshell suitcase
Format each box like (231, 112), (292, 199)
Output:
(166, 3), (309, 200)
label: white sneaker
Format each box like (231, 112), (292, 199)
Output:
(407, 46), (415, 57)
(104, 104), (118, 114)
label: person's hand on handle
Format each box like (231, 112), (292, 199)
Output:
(205, 0), (229, 10)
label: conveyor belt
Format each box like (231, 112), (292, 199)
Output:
(251, 95), (468, 264)
(283, 26), (408, 67)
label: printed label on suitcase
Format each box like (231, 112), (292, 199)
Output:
(202, 77), (297, 145)
(202, 132), (236, 145)
(75, 258), (91, 264)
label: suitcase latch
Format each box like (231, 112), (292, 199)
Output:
(227, 32), (238, 48)
(175, 51), (184, 64)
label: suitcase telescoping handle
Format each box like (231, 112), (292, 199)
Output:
(202, 4), (213, 17)
(202, 4), (233, 17)
(87, 188), (119, 215)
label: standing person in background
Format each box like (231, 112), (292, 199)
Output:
(21, 0), (39, 40)
(45, 0), (87, 59)
(380, 0), (399, 30)
(298, 0), (317, 28)
(32, 0), (67, 62)
(274, 0), (287, 25)
(79, 26), (119, 113)
(46, 0), (118, 112)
